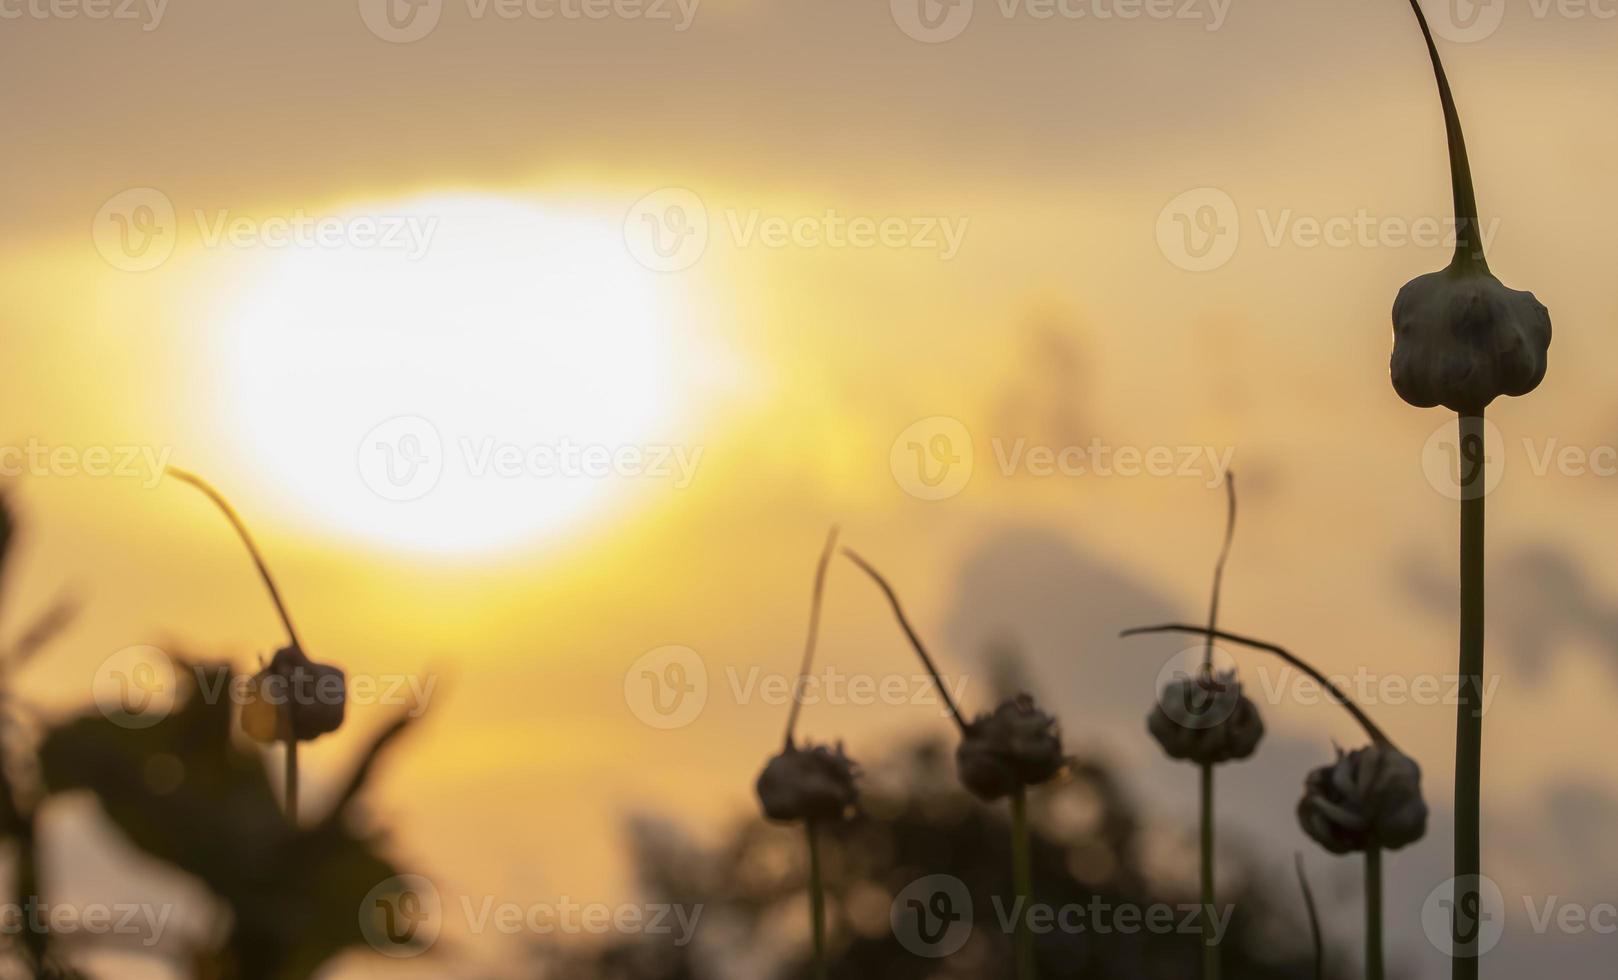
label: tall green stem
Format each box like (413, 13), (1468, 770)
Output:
(1455, 411), (1486, 980)
(1010, 788), (1036, 980)
(1366, 846), (1385, 980)
(1200, 763), (1219, 980)
(807, 820), (827, 980)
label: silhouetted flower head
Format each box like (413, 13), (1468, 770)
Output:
(755, 741), (859, 823)
(1297, 743), (1428, 854)
(1388, 0), (1550, 413)
(956, 694), (1065, 802)
(1391, 268), (1550, 413)
(240, 644), (346, 744)
(1147, 670), (1264, 766)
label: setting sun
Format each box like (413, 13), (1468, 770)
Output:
(211, 194), (699, 554)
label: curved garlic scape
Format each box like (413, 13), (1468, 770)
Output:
(1121, 626), (1429, 853)
(1389, 0), (1550, 413)
(754, 528), (862, 824)
(169, 469), (347, 744)
(843, 549), (1066, 802)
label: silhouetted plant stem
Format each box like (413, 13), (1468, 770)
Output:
(1366, 846), (1385, 980)
(285, 739), (299, 823)
(807, 819), (827, 980)
(1197, 475), (1236, 980)
(1201, 763), (1218, 980)
(1456, 410), (1486, 980)
(1295, 854), (1324, 980)
(786, 528), (840, 749)
(841, 549), (968, 735)
(168, 468), (308, 823)
(1009, 787), (1036, 980)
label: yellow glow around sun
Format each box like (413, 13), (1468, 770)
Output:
(213, 193), (702, 554)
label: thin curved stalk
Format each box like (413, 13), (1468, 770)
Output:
(1010, 788), (1036, 980)
(1294, 854), (1324, 980)
(1197, 475), (1236, 980)
(842, 549), (969, 734)
(1203, 473), (1238, 672)
(785, 528), (840, 749)
(1403, 0), (1487, 271)
(1120, 624), (1394, 748)
(169, 468), (305, 822)
(166, 468), (302, 649)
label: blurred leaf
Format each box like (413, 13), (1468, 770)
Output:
(40, 660), (417, 980)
